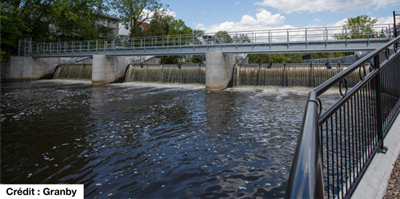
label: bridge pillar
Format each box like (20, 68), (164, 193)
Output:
(205, 53), (236, 91)
(92, 55), (136, 85)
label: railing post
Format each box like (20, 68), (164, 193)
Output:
(287, 30), (289, 46)
(374, 54), (388, 154)
(305, 28), (308, 47)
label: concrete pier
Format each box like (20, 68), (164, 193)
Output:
(205, 53), (236, 91)
(92, 55), (136, 85)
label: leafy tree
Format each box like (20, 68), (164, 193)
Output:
(168, 19), (192, 35)
(1, 0), (109, 61)
(112, 0), (166, 37)
(159, 55), (184, 64)
(193, 29), (205, 36)
(334, 15), (378, 39)
(192, 55), (204, 64)
(248, 54), (286, 63)
(215, 31), (233, 43)
(233, 34), (251, 43)
(146, 10), (174, 36)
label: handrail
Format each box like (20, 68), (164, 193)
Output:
(285, 91), (325, 198)
(21, 24), (395, 57)
(314, 35), (400, 96)
(285, 35), (400, 199)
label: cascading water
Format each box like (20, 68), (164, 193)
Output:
(53, 64), (92, 80)
(237, 63), (360, 87)
(125, 64), (206, 84)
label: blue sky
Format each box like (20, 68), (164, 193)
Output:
(162, 0), (399, 32)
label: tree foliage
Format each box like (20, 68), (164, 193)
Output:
(233, 34), (251, 43)
(334, 15), (378, 39)
(248, 54), (286, 63)
(112, 0), (165, 37)
(1, 0), (110, 61)
(215, 31), (233, 43)
(146, 10), (174, 36)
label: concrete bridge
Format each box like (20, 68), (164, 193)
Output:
(8, 24), (396, 90)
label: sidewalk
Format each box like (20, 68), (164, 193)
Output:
(351, 114), (400, 199)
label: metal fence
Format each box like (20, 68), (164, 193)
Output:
(285, 36), (400, 198)
(19, 24), (394, 56)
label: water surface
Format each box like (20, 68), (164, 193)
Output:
(1, 80), (340, 198)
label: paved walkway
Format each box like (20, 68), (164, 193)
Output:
(352, 114), (400, 199)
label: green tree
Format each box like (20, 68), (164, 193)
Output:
(215, 31), (233, 43)
(191, 55), (204, 64)
(193, 29), (205, 36)
(233, 34), (250, 43)
(168, 19), (192, 35)
(146, 10), (174, 36)
(112, 0), (166, 37)
(334, 15), (378, 39)
(248, 54), (286, 63)
(1, 0), (108, 61)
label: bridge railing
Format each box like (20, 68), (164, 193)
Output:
(285, 36), (400, 199)
(23, 24), (394, 56)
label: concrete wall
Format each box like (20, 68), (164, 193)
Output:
(205, 53), (236, 91)
(92, 55), (135, 84)
(1, 61), (10, 82)
(32, 57), (60, 79)
(5, 56), (60, 81)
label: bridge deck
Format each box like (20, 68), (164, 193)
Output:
(19, 24), (395, 57)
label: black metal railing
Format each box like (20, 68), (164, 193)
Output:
(286, 36), (400, 199)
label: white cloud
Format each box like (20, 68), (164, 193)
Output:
(329, 18), (348, 26)
(206, 9), (285, 32)
(235, 1), (240, 5)
(203, 11), (207, 14)
(329, 16), (394, 27)
(314, 18), (321, 22)
(254, 0), (399, 14)
(195, 23), (206, 30)
(376, 16), (394, 24)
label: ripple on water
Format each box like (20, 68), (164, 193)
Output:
(1, 81), (341, 198)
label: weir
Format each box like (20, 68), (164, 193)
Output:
(53, 64), (92, 80)
(125, 64), (206, 84)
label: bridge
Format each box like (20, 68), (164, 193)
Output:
(12, 24), (397, 90)
(20, 24), (395, 57)
(9, 21), (400, 198)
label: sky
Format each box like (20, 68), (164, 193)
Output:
(159, 0), (399, 33)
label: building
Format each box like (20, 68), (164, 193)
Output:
(95, 15), (120, 38)
(119, 22), (150, 36)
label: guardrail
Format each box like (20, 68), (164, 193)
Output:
(285, 36), (400, 199)
(19, 24), (394, 56)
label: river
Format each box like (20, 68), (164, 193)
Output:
(1, 80), (340, 198)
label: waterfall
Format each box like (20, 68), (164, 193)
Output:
(125, 64), (206, 84)
(53, 64), (92, 80)
(237, 63), (359, 87)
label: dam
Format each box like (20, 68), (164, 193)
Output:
(2, 25), (399, 198)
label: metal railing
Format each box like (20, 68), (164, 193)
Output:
(285, 36), (400, 199)
(20, 24), (394, 56)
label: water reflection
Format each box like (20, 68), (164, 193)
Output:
(1, 81), (340, 198)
